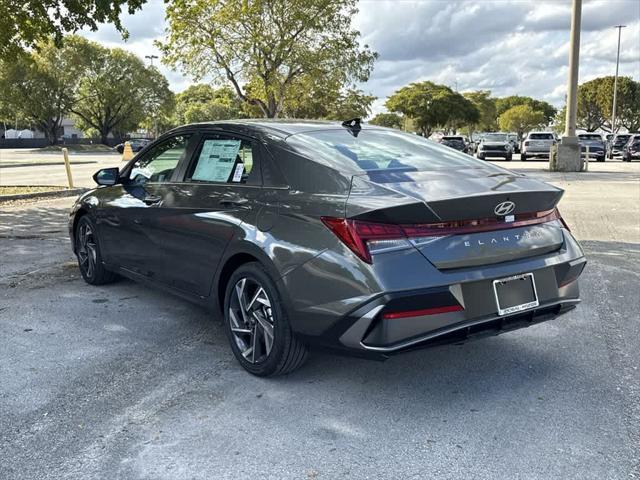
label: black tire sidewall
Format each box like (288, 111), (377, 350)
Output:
(223, 262), (293, 376)
(76, 216), (101, 283)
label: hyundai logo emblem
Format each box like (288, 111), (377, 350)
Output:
(494, 201), (516, 216)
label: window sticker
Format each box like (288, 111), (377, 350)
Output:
(232, 163), (244, 182)
(192, 139), (242, 182)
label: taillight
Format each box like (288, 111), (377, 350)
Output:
(322, 208), (568, 264)
(320, 217), (407, 263)
(382, 305), (463, 319)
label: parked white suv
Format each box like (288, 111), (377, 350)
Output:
(521, 132), (557, 161)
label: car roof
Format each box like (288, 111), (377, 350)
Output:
(166, 119), (383, 139)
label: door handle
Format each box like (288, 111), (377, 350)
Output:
(219, 198), (250, 209)
(142, 195), (162, 206)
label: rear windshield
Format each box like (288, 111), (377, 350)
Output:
(529, 133), (554, 140)
(614, 135), (631, 143)
(483, 133), (508, 142)
(578, 134), (602, 141)
(286, 129), (483, 172)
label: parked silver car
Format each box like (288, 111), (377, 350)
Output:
(521, 132), (557, 161)
(476, 133), (513, 161)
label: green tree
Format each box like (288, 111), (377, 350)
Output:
(555, 76), (640, 133)
(576, 76), (639, 132)
(369, 113), (403, 129)
(173, 84), (244, 124)
(71, 43), (174, 143)
(552, 106), (566, 135)
(496, 95), (556, 124)
(386, 82), (478, 137)
(0, 36), (87, 144)
(498, 105), (546, 139)
(325, 89), (376, 120)
(0, 0), (147, 59)
(463, 90), (497, 131)
(159, 0), (377, 118)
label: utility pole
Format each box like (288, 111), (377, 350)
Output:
(554, 0), (583, 171)
(611, 25), (626, 134)
(145, 54), (159, 67)
(144, 54), (160, 138)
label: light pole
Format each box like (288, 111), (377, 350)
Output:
(611, 25), (626, 134)
(144, 54), (160, 138)
(145, 54), (159, 67)
(554, 0), (583, 172)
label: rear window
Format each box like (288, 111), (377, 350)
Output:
(286, 129), (482, 172)
(529, 133), (554, 140)
(614, 135), (631, 143)
(578, 134), (602, 141)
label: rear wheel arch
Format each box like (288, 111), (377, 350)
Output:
(215, 248), (283, 314)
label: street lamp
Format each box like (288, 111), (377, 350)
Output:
(145, 54), (159, 66)
(611, 25), (626, 134)
(144, 54), (160, 138)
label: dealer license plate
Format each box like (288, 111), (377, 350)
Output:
(493, 273), (539, 316)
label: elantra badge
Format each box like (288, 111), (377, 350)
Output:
(494, 201), (515, 216)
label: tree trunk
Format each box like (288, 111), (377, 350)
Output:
(100, 129), (110, 145)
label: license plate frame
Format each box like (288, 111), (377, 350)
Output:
(493, 273), (539, 316)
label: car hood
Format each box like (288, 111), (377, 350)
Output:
(481, 142), (509, 147)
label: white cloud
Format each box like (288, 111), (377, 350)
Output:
(79, 0), (640, 114)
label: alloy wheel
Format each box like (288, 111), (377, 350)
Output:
(228, 277), (275, 364)
(77, 222), (97, 279)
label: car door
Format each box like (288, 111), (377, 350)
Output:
(97, 132), (197, 278)
(138, 131), (264, 297)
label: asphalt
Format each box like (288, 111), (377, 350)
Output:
(0, 163), (638, 479)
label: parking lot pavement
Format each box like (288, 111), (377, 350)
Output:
(0, 149), (122, 188)
(1, 170), (639, 479)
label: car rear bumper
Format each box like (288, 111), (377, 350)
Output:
(291, 254), (586, 358)
(479, 150), (510, 157)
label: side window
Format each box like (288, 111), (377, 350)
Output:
(129, 134), (192, 184)
(187, 136), (258, 185)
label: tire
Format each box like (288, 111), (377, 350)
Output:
(223, 262), (308, 377)
(506, 155), (512, 161)
(521, 153), (527, 161)
(75, 216), (119, 285)
(476, 153), (485, 160)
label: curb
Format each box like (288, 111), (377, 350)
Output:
(0, 187), (89, 203)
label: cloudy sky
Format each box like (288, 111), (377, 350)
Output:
(82, 0), (640, 115)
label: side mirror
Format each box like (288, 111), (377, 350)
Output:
(93, 167), (119, 186)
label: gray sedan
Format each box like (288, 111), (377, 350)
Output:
(69, 119), (586, 376)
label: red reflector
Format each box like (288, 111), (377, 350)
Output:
(382, 305), (463, 319)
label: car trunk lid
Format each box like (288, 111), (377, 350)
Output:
(345, 167), (565, 269)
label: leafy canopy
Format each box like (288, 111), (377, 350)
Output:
(498, 104), (546, 138)
(496, 95), (556, 124)
(0, 0), (147, 59)
(173, 84), (245, 124)
(463, 90), (498, 132)
(577, 76), (639, 132)
(385, 81), (479, 136)
(71, 42), (174, 142)
(369, 113), (404, 129)
(159, 0), (377, 118)
(0, 36), (88, 142)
